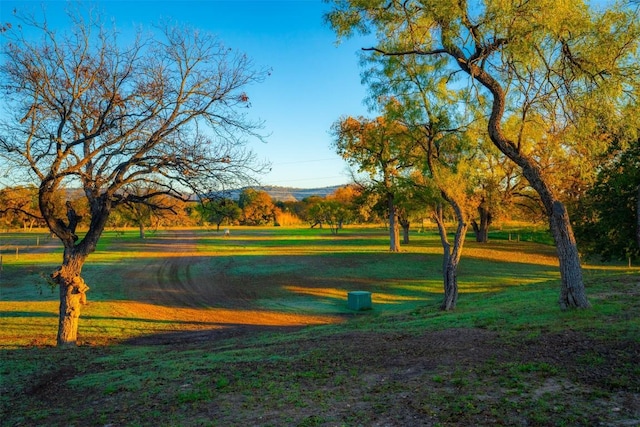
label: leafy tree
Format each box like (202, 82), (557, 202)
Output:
(115, 184), (179, 238)
(0, 8), (269, 346)
(395, 181), (442, 244)
(327, 0), (640, 309)
(330, 184), (361, 208)
(198, 197), (242, 231)
(307, 200), (351, 235)
(302, 195), (326, 227)
(470, 128), (546, 228)
(238, 188), (275, 226)
(341, 185), (381, 224)
(574, 139), (640, 262)
(0, 185), (42, 230)
(331, 111), (414, 251)
(359, 44), (482, 309)
(165, 197), (199, 228)
(416, 134), (478, 310)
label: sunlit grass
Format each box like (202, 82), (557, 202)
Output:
(0, 299), (340, 347)
(1, 225), (638, 349)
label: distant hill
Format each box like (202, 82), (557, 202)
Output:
(217, 185), (344, 202)
(62, 185), (345, 203)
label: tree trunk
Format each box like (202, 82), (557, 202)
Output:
(636, 184), (640, 249)
(472, 199), (492, 243)
(433, 202), (468, 311)
(53, 249), (89, 346)
(441, 258), (459, 311)
(458, 60), (590, 309)
(139, 222), (145, 239)
(550, 201), (590, 309)
(433, 204), (451, 284)
(445, 202), (468, 311)
(402, 221), (410, 244)
(399, 216), (410, 244)
(388, 192), (400, 252)
(39, 189), (111, 347)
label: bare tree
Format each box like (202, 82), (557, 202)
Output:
(0, 8), (270, 346)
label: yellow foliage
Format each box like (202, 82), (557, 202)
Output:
(275, 210), (303, 227)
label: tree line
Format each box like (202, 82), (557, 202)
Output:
(0, 175), (564, 235)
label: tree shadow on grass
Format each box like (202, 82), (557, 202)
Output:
(1, 311), (57, 318)
(120, 323), (308, 346)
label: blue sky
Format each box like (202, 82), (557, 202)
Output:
(1, 0), (373, 188)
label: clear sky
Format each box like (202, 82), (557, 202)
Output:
(1, 0), (374, 189)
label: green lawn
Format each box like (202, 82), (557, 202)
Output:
(1, 225), (638, 426)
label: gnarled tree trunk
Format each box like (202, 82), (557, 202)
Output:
(53, 249), (90, 346)
(40, 187), (111, 346)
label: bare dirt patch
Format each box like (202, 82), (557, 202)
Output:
(122, 230), (275, 308)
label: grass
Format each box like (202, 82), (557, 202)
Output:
(1, 224), (639, 426)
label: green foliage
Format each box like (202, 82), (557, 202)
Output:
(197, 197), (241, 228)
(330, 112), (414, 186)
(327, 0), (640, 226)
(574, 139), (640, 261)
(307, 200), (352, 234)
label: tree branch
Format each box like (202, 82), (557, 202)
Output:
(362, 46), (449, 56)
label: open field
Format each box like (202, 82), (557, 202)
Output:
(1, 226), (639, 426)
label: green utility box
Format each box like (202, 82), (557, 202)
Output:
(347, 291), (372, 311)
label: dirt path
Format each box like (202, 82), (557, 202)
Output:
(119, 229), (339, 336)
(125, 229), (221, 308)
